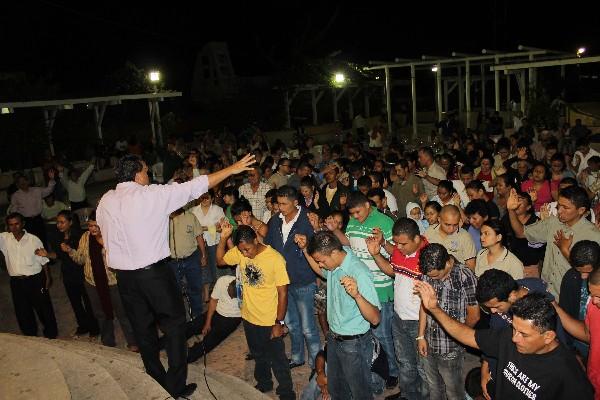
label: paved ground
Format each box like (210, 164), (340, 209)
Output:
(0, 179), (479, 399)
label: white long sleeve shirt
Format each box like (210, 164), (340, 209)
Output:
(0, 231), (49, 276)
(61, 164), (95, 202)
(96, 176), (209, 270)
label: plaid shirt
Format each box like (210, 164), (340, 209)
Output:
(238, 182), (271, 220)
(423, 261), (478, 354)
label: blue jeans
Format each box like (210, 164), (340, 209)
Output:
(371, 301), (399, 377)
(168, 249), (203, 318)
(392, 314), (428, 400)
(327, 331), (373, 400)
(421, 350), (465, 400)
(285, 282), (321, 368)
(301, 364), (327, 400)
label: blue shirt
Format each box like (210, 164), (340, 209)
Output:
(323, 247), (381, 335)
(468, 225), (482, 253)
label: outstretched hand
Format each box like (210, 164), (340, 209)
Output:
(506, 188), (520, 211)
(229, 153), (256, 174)
(219, 218), (233, 239)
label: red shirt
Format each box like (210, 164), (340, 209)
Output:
(586, 300), (600, 399)
(390, 237), (429, 279)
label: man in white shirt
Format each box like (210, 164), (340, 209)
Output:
(572, 137), (600, 175)
(238, 166), (272, 220)
(58, 161), (95, 210)
(0, 212), (57, 339)
(96, 153), (255, 398)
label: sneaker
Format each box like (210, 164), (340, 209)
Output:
(386, 376), (399, 389)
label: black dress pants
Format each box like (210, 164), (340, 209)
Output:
(63, 279), (99, 335)
(116, 261), (188, 397)
(10, 272), (58, 338)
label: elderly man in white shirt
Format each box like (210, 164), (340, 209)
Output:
(1, 212), (57, 339)
(96, 153), (255, 399)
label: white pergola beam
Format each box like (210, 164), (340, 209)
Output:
(0, 92), (181, 109)
(490, 55), (600, 71)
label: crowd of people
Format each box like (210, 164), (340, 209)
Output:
(2, 116), (600, 400)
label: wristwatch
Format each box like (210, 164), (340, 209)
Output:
(275, 319), (285, 326)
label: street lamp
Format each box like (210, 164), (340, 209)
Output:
(577, 47), (586, 58)
(431, 65), (438, 72)
(149, 70), (161, 93)
(334, 73), (345, 84)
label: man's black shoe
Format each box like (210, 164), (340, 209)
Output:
(254, 384), (273, 393)
(386, 375), (399, 389)
(289, 361), (305, 369)
(384, 391), (407, 400)
(176, 383), (197, 399)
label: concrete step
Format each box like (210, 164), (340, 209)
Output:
(1, 334), (129, 400)
(16, 337), (169, 399)
(43, 337), (269, 400)
(0, 334), (71, 400)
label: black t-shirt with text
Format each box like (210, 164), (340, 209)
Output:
(475, 327), (594, 400)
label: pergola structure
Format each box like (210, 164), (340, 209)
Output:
(282, 81), (410, 129)
(0, 92), (182, 155)
(364, 46), (593, 138)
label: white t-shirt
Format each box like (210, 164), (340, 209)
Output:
(190, 203), (225, 246)
(212, 276), (241, 318)
(383, 188), (398, 213)
(573, 148), (600, 174)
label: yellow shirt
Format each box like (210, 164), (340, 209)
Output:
(223, 245), (290, 326)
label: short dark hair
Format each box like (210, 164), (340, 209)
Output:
(576, 137), (590, 148)
(559, 177), (578, 187)
(369, 171), (384, 187)
(300, 176), (317, 189)
(418, 146), (434, 159)
(419, 243), (449, 274)
(265, 188), (277, 201)
(276, 185), (298, 201)
(424, 201), (442, 213)
(570, 240), (600, 270)
(307, 230), (343, 256)
(395, 159), (409, 169)
(392, 218), (420, 239)
(347, 192), (369, 210)
(5, 212), (24, 224)
(232, 225), (257, 245)
(511, 292), (557, 333)
(559, 185), (590, 211)
(357, 175), (372, 189)
(116, 155), (144, 183)
(465, 180), (486, 192)
(231, 197), (253, 217)
(437, 180), (456, 194)
(221, 186), (239, 200)
(476, 269), (518, 303)
(464, 199), (489, 218)
(367, 188), (386, 201)
(589, 156), (600, 165)
(460, 165), (474, 175)
(277, 157), (290, 170)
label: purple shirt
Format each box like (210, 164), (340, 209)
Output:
(11, 181), (56, 217)
(96, 176), (209, 270)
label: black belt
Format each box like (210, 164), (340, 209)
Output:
(11, 272), (41, 280)
(330, 331), (368, 341)
(118, 257), (169, 273)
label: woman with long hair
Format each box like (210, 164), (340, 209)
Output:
(36, 210), (99, 337)
(520, 161), (557, 212)
(66, 210), (137, 350)
(299, 176), (320, 214)
(475, 219), (524, 279)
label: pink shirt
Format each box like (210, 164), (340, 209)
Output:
(520, 180), (557, 212)
(96, 176), (209, 270)
(586, 300), (600, 399)
(11, 181), (56, 217)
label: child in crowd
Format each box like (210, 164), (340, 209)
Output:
(424, 201), (442, 227)
(406, 202), (429, 234)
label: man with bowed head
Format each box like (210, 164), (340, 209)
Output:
(96, 153), (256, 399)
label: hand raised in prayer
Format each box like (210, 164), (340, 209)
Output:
(506, 188), (520, 211)
(365, 236), (381, 256)
(553, 230), (573, 260)
(60, 242), (72, 253)
(47, 169), (56, 180)
(371, 227), (384, 245)
(413, 280), (439, 311)
(340, 276), (360, 299)
(412, 183), (419, 195)
(540, 203), (551, 221)
(527, 187), (538, 204)
(307, 212), (321, 232)
(219, 218), (234, 239)
(294, 234), (308, 250)
(517, 147), (528, 160)
(229, 153), (256, 174)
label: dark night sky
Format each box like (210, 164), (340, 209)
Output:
(2, 1), (600, 97)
